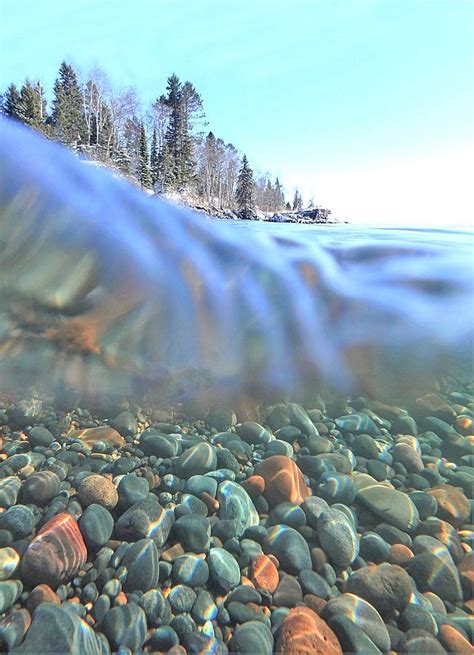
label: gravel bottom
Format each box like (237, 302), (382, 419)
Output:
(0, 377), (472, 654)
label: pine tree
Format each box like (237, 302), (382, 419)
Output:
(236, 154), (254, 216)
(52, 61), (88, 146)
(160, 74), (202, 190)
(3, 84), (24, 121)
(138, 123), (152, 189)
(20, 80), (44, 130)
(292, 188), (303, 211)
(162, 74), (182, 186)
(150, 126), (159, 186)
(157, 142), (174, 192)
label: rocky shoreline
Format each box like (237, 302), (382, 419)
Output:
(167, 197), (343, 225)
(0, 380), (472, 653)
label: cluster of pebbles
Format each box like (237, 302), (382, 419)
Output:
(0, 380), (472, 654)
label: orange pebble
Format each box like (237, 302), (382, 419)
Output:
(250, 554), (279, 593)
(114, 592), (127, 606)
(241, 475), (265, 498)
(438, 624), (474, 654)
(390, 543), (414, 566)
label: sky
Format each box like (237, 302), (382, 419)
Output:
(1, 0), (473, 225)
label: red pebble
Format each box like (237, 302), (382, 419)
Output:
(254, 456), (310, 506)
(21, 513), (87, 588)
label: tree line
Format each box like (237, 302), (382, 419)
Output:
(1, 61), (306, 214)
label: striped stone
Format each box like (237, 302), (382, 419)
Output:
(21, 513), (87, 588)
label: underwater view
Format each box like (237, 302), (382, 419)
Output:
(0, 119), (472, 654)
(1, 1), (473, 654)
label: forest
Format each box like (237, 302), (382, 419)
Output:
(1, 62), (305, 214)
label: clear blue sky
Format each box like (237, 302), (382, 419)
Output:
(1, 0), (473, 224)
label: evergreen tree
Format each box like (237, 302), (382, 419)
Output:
(236, 154), (254, 215)
(162, 74), (182, 186)
(156, 142), (174, 192)
(20, 80), (44, 130)
(150, 126), (159, 186)
(286, 201), (292, 210)
(274, 177), (285, 208)
(160, 74), (202, 190)
(52, 61), (88, 146)
(3, 84), (24, 121)
(138, 123), (152, 188)
(114, 143), (131, 175)
(292, 188), (303, 211)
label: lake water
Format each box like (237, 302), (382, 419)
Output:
(1, 118), (473, 655)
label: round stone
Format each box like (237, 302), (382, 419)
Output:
(191, 590), (218, 624)
(138, 589), (171, 627)
(438, 624), (474, 654)
(117, 474), (149, 509)
(298, 569), (332, 599)
(398, 629), (447, 655)
(102, 604), (147, 651)
(78, 474), (118, 510)
(250, 554), (279, 593)
(276, 606), (342, 655)
(21, 513), (87, 588)
(301, 496), (330, 528)
(168, 585), (197, 614)
(345, 563), (412, 613)
(317, 474), (356, 506)
(79, 504), (113, 550)
(173, 514), (210, 552)
(8, 399), (42, 428)
(0, 505), (34, 540)
(359, 532), (391, 564)
(317, 508), (359, 568)
(230, 621), (274, 655)
(0, 547), (20, 581)
(407, 552), (462, 603)
(323, 593), (391, 652)
(266, 439), (294, 457)
(21, 471), (61, 506)
(399, 604), (438, 634)
(149, 626), (180, 651)
(172, 555), (209, 587)
(122, 539), (159, 592)
(265, 525), (312, 574)
(208, 547), (240, 592)
(237, 421), (273, 445)
(0, 580), (23, 613)
(353, 434), (380, 459)
(28, 426), (55, 447)
(26, 584), (60, 612)
(110, 411), (137, 436)
(139, 432), (179, 458)
(328, 615), (381, 655)
(207, 407), (237, 431)
(426, 485), (470, 527)
(335, 413), (379, 436)
(254, 456), (310, 507)
(174, 443), (217, 478)
(270, 502), (306, 529)
(0, 607), (31, 651)
(240, 475), (265, 498)
(115, 497), (173, 546)
(0, 477), (21, 509)
(357, 484), (420, 530)
(217, 481), (259, 536)
(12, 603), (100, 653)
